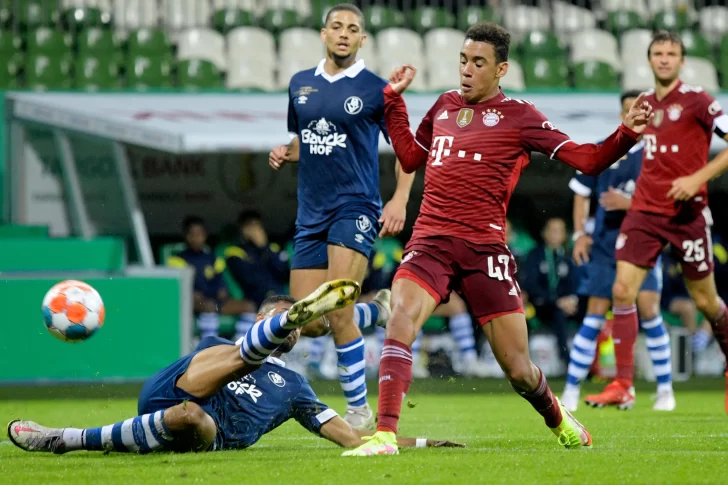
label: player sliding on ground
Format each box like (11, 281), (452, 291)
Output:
(268, 3), (414, 430)
(585, 30), (728, 413)
(344, 22), (654, 457)
(9, 284), (463, 453)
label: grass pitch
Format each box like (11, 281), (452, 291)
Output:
(2, 379), (728, 485)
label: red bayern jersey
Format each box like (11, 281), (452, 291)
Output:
(382, 87), (639, 245)
(632, 81), (728, 218)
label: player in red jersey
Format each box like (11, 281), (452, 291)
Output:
(342, 22), (653, 457)
(585, 31), (728, 412)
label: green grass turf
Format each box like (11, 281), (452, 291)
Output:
(2, 379), (728, 485)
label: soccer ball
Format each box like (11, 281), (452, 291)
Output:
(42, 280), (105, 343)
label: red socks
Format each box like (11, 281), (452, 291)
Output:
(376, 339), (413, 434)
(612, 304), (639, 387)
(512, 368), (562, 428)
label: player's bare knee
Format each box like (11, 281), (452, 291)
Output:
(612, 280), (637, 305)
(503, 359), (536, 388)
(637, 302), (659, 320)
(691, 291), (717, 317)
(178, 402), (208, 429)
(387, 304), (419, 345)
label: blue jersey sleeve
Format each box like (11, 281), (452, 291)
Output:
(377, 85), (391, 145)
(568, 171), (596, 197)
(291, 377), (338, 435)
(287, 85), (299, 137)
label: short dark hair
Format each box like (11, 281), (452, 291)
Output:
(648, 30), (686, 58)
(464, 22), (510, 63)
(237, 209), (262, 227)
(324, 3), (365, 30)
(182, 215), (204, 233)
(620, 90), (643, 106)
(258, 295), (296, 314)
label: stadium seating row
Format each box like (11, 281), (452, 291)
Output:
(1, 23), (726, 92)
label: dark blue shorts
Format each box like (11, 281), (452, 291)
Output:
(578, 255), (663, 299)
(292, 210), (380, 270)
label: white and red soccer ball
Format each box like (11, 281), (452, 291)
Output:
(42, 280), (105, 343)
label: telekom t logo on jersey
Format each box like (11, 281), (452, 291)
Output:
(431, 136), (454, 166)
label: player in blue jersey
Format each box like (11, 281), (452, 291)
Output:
(561, 91), (675, 413)
(9, 290), (463, 453)
(268, 3), (415, 429)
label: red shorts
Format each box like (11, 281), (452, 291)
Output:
(615, 208), (714, 280)
(393, 236), (524, 325)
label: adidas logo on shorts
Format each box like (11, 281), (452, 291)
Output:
(508, 286), (518, 296)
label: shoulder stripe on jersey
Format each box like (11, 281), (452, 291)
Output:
(568, 177), (592, 197)
(551, 139), (574, 159)
(414, 138), (429, 152)
(714, 113), (728, 138)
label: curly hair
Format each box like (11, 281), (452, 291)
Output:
(465, 22), (511, 63)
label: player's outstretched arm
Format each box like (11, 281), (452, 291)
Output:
(318, 416), (465, 448)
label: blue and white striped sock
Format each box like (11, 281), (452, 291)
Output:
(353, 302), (380, 330)
(642, 315), (673, 392)
(62, 410), (173, 452)
(197, 313), (220, 338)
(235, 313), (256, 341)
(449, 312), (478, 361)
(239, 312), (292, 365)
(565, 314), (606, 390)
(336, 336), (368, 408)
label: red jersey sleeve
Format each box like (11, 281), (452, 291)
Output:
(694, 91), (728, 137)
(519, 104), (639, 176)
(383, 85), (430, 173)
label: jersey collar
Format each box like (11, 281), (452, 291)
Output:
(267, 356), (286, 367)
(314, 59), (366, 83)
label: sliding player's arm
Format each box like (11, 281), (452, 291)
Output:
(668, 96), (728, 200)
(319, 416), (464, 449)
(569, 173), (594, 265)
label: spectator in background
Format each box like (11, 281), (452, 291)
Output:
(168, 215), (257, 340)
(522, 218), (579, 367)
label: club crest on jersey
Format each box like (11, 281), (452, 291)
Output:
(482, 109), (503, 127)
(667, 104), (683, 122)
(344, 96), (363, 115)
(652, 109), (664, 127)
(356, 215), (372, 233)
(268, 371), (285, 387)
(709, 100), (722, 116)
(456, 108), (474, 128)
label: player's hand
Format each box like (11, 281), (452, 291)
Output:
(432, 440), (466, 448)
(667, 174), (702, 201)
(269, 145), (288, 170)
(599, 187), (631, 211)
(572, 234), (593, 266)
(623, 92), (654, 134)
(379, 197), (407, 237)
(389, 64), (417, 94)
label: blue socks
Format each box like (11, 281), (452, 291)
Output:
(336, 337), (368, 407)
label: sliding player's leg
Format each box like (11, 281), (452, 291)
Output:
(637, 276), (675, 411)
(9, 401), (217, 454)
(562, 295), (610, 411)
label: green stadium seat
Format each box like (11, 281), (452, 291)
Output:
(681, 30), (711, 59)
(127, 29), (172, 57)
(260, 8), (303, 35)
(0, 31), (23, 65)
(177, 59), (223, 90)
(77, 28), (123, 66)
(0, 57), (21, 89)
(25, 54), (73, 90)
(457, 6), (496, 31)
(411, 7), (456, 34)
(522, 57), (568, 89)
(27, 28), (73, 56)
(606, 11), (646, 36)
(573, 61), (620, 90)
(0, 1), (11, 26)
(520, 31), (564, 58)
(75, 56), (122, 91)
(212, 8), (255, 34)
(653, 11), (689, 31)
(63, 7), (110, 30)
(310, 1), (336, 28)
(126, 55), (173, 90)
(18, 0), (60, 28)
(363, 6), (405, 33)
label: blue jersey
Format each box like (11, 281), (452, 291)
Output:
(287, 59), (390, 230)
(569, 141), (644, 261)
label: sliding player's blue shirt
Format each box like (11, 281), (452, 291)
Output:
(138, 337), (337, 451)
(287, 59), (390, 269)
(569, 141), (662, 298)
